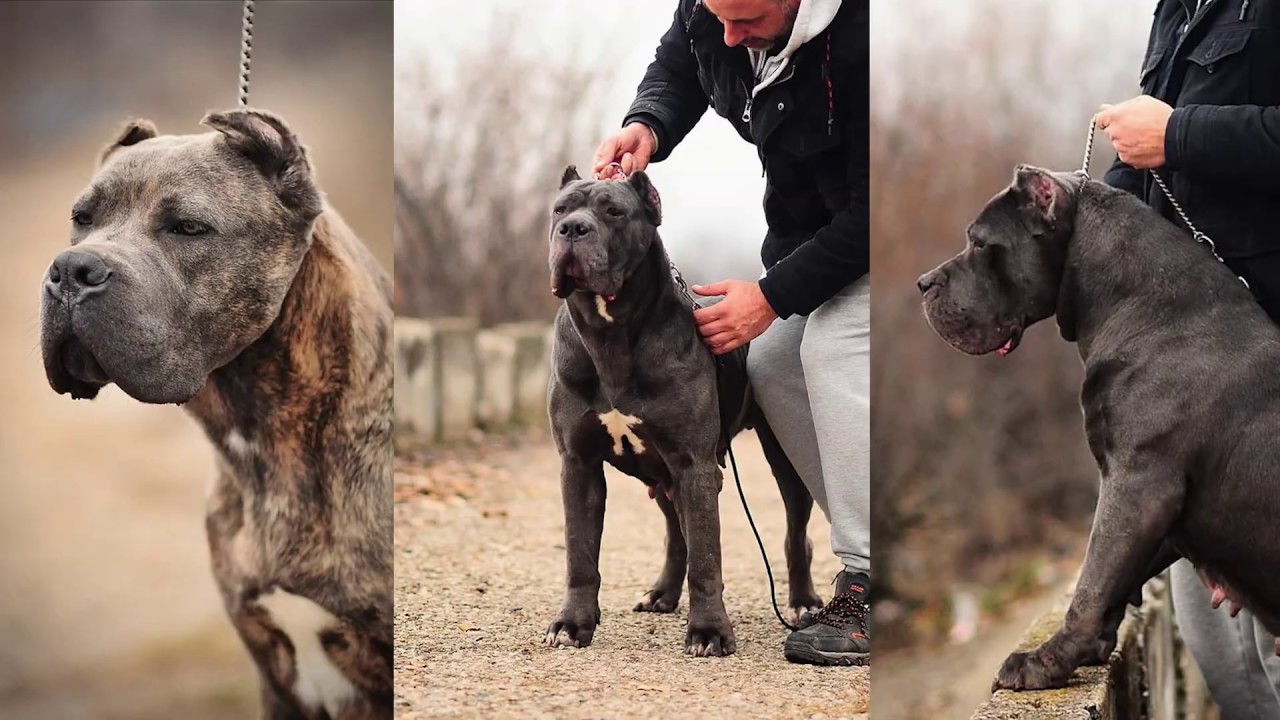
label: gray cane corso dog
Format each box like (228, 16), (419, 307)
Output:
(40, 110), (392, 719)
(543, 166), (822, 657)
(918, 164), (1280, 691)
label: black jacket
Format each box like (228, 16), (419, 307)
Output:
(623, 1), (868, 318)
(1104, 0), (1280, 260)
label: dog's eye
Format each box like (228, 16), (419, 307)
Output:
(606, 206), (624, 218)
(970, 236), (987, 250)
(553, 206), (566, 216)
(172, 220), (211, 236)
(71, 211), (92, 227)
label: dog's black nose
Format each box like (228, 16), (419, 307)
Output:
(917, 269), (945, 294)
(48, 249), (112, 299)
(557, 219), (592, 239)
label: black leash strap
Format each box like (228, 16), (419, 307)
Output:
(671, 257), (799, 633)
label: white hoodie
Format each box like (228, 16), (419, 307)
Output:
(748, 0), (842, 97)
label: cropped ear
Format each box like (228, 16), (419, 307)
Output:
(202, 108), (321, 217)
(100, 119), (158, 165)
(560, 165), (581, 188)
(1012, 164), (1063, 229)
(628, 171), (662, 226)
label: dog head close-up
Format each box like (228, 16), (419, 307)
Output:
(548, 166), (663, 301)
(917, 164), (1083, 356)
(40, 109), (324, 404)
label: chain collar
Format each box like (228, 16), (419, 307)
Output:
(1083, 118), (1247, 289)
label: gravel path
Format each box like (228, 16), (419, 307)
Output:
(394, 430), (869, 719)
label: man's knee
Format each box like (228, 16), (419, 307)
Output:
(747, 326), (799, 387)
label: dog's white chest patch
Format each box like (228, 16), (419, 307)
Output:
(598, 409), (645, 455)
(225, 429), (256, 459)
(257, 589), (357, 715)
(594, 295), (614, 323)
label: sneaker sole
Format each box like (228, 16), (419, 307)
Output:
(784, 643), (870, 667)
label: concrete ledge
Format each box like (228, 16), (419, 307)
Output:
(972, 573), (1212, 720)
(394, 317), (553, 448)
(393, 318), (437, 443)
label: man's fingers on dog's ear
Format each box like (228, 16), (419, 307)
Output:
(593, 137), (619, 172)
(620, 152), (635, 176)
(692, 281), (730, 297)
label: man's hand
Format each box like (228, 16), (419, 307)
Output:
(691, 280), (778, 355)
(593, 123), (656, 179)
(1096, 96), (1175, 170)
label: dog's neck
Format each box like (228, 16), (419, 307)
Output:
(565, 235), (688, 401)
(185, 210), (391, 488)
(565, 233), (679, 335)
(1058, 183), (1233, 361)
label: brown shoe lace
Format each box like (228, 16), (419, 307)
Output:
(813, 584), (869, 631)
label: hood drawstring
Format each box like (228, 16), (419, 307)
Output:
(824, 30), (834, 135)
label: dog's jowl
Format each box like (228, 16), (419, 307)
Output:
(543, 166), (822, 657)
(39, 110), (393, 720)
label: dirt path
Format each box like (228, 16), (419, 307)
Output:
(394, 431), (870, 719)
(872, 586), (1066, 720)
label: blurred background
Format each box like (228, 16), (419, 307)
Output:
(869, 1), (1156, 717)
(0, 2), (390, 717)
(394, 0), (769, 324)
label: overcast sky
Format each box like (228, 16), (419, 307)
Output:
(395, 0), (1153, 280)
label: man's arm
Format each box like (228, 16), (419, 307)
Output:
(757, 110), (870, 319)
(621, 2), (710, 163)
(1165, 104), (1280, 185)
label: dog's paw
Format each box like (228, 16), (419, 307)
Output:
(634, 589), (680, 614)
(1079, 631), (1117, 667)
(785, 603), (823, 628)
(543, 606), (600, 649)
(992, 650), (1071, 692)
(785, 590), (824, 628)
(684, 611), (736, 658)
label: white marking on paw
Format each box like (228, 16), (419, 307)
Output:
(598, 409), (644, 455)
(225, 429), (256, 459)
(595, 295), (614, 323)
(257, 589), (356, 716)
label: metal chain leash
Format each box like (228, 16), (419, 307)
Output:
(1083, 118), (1247, 288)
(238, 0), (256, 107)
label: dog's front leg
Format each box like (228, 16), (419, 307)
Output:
(676, 461), (736, 657)
(993, 467), (1182, 691)
(545, 456), (607, 648)
(1083, 539), (1182, 666)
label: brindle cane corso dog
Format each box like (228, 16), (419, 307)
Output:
(40, 110), (392, 719)
(543, 166), (823, 657)
(919, 165), (1280, 691)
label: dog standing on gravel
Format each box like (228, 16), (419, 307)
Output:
(39, 110), (392, 719)
(543, 166), (823, 657)
(918, 164), (1280, 691)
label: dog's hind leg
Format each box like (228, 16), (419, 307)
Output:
(756, 417), (823, 623)
(635, 492), (687, 613)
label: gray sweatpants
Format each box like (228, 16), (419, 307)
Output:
(746, 276), (871, 576)
(1171, 559), (1280, 719)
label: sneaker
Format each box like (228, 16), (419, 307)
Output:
(784, 570), (871, 666)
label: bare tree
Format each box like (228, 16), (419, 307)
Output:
(395, 16), (618, 325)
